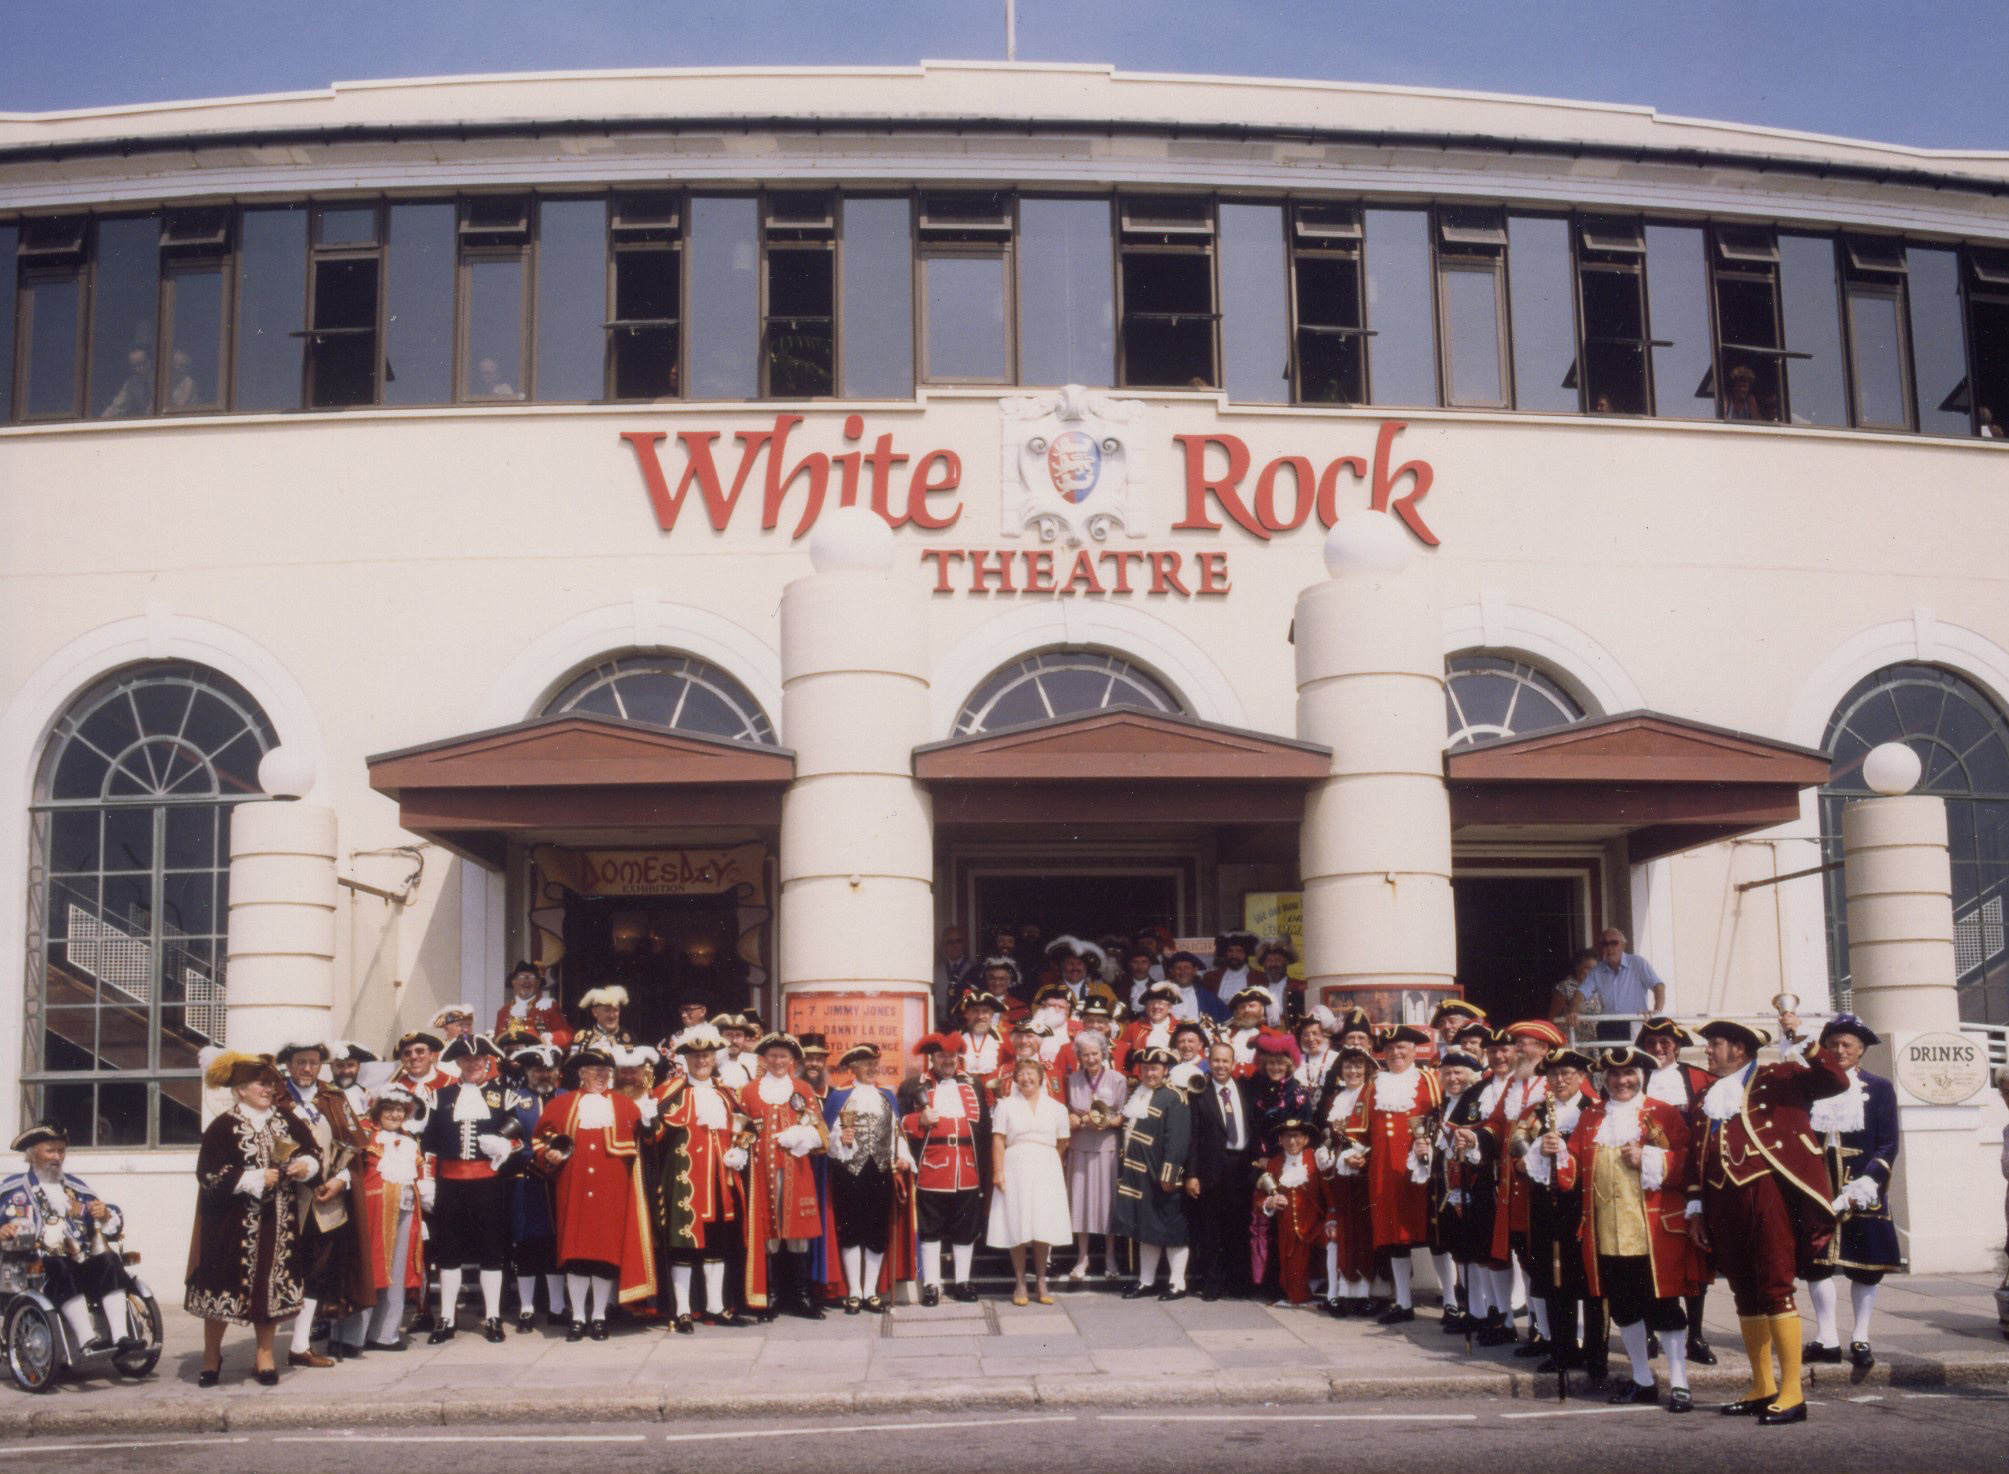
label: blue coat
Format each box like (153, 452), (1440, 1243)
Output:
(505, 1085), (557, 1243)
(1818, 1069), (1903, 1274)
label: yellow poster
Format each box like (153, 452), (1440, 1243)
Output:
(1243, 891), (1304, 980)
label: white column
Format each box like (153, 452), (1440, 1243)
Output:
(1294, 515), (1456, 1004)
(224, 748), (338, 1057)
(1842, 743), (1986, 1272)
(776, 509), (934, 1026)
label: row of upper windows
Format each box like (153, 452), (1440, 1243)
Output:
(4, 191), (2008, 438)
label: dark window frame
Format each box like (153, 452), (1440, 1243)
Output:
(916, 190), (1016, 387)
(12, 215), (92, 424)
(1434, 205), (1511, 410)
(1837, 236), (1915, 432)
(760, 190), (837, 400)
(1287, 199), (1369, 406)
(302, 201), (386, 410)
(453, 195), (533, 404)
(1572, 214), (1653, 416)
(1961, 245), (2009, 441)
(1707, 222), (1802, 424)
(606, 190), (685, 403)
(1115, 193), (1219, 390)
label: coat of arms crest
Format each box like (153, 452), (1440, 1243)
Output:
(998, 385), (1148, 546)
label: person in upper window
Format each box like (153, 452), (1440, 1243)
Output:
(1550, 947), (1602, 1030)
(97, 347), (152, 418)
(1724, 363), (1764, 421)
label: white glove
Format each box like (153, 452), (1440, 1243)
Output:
(1312, 1145), (1335, 1172)
(234, 1167), (266, 1199)
(776, 1123), (821, 1158)
(477, 1134), (514, 1170)
(637, 1097), (660, 1124)
(722, 1146), (749, 1171)
(1834, 1175), (1880, 1213)
(418, 1179), (436, 1212)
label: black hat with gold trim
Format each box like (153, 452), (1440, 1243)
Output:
(837, 1043), (880, 1071)
(1382, 1024), (1431, 1047)
(11, 1121), (67, 1153)
(1635, 1016), (1699, 1048)
(1599, 1045), (1656, 1074)
(1133, 1045), (1179, 1070)
(1542, 1046), (1597, 1075)
(1697, 1018), (1772, 1055)
(754, 1031), (805, 1061)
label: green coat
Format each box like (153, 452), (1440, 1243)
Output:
(1112, 1084), (1192, 1247)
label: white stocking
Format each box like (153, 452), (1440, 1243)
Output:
(437, 1269), (463, 1327)
(1618, 1319), (1651, 1385)
(590, 1273), (615, 1321)
(565, 1272), (591, 1322)
(1808, 1275), (1839, 1347)
(1489, 1266), (1513, 1319)
(842, 1245), (864, 1294)
(1510, 1257), (1529, 1313)
(545, 1274), (567, 1314)
(1346, 1275), (1370, 1297)
(290, 1296), (318, 1354)
(1167, 1245), (1190, 1291)
(1467, 1269), (1493, 1320)
(951, 1242), (974, 1283)
(1137, 1241), (1163, 1287)
(863, 1248), (885, 1294)
(702, 1260), (726, 1309)
(516, 1274), (539, 1314)
(1324, 1243), (1341, 1299)
(57, 1295), (96, 1349)
(1850, 1280), (1878, 1342)
(1390, 1254), (1413, 1309)
(1664, 1334), (1690, 1392)
(1432, 1252), (1457, 1307)
(1530, 1297), (1551, 1341)
(478, 1268), (503, 1321)
(920, 1241), (943, 1287)
(671, 1264), (693, 1316)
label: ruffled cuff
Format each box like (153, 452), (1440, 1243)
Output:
(234, 1167), (265, 1199)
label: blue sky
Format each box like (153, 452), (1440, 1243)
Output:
(4, 0), (2003, 151)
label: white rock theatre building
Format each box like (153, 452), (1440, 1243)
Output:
(1, 64), (2004, 1271)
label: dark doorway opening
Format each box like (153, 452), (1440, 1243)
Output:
(969, 870), (1181, 991)
(561, 891), (750, 1046)
(1451, 873), (1585, 1023)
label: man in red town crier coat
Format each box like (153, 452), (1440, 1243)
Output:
(1257, 1116), (1332, 1305)
(1350, 1023), (1443, 1324)
(532, 1047), (656, 1341)
(736, 1032), (829, 1320)
(1557, 1046), (1696, 1409)
(1686, 1018), (1848, 1427)
(494, 959), (572, 1050)
(899, 1034), (991, 1306)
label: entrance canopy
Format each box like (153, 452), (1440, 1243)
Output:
(1446, 711), (1831, 861)
(366, 713), (795, 867)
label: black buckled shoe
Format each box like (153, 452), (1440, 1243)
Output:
(674, 1314), (695, 1335)
(1685, 1335), (1717, 1366)
(1121, 1282), (1153, 1300)
(1757, 1400), (1808, 1426)
(797, 1295), (827, 1321)
(844, 1296), (862, 1316)
(1719, 1395), (1771, 1416)
(483, 1318), (505, 1344)
(863, 1295), (888, 1314)
(920, 1285), (942, 1308)
(1513, 1335), (1551, 1358)
(1849, 1341), (1875, 1370)
(1476, 1317), (1517, 1348)
(515, 1309), (537, 1334)
(1158, 1286), (1188, 1303)
(565, 1320), (586, 1343)
(547, 1308), (569, 1328)
(1667, 1388), (1694, 1414)
(588, 1319), (609, 1341)
(1376, 1305), (1416, 1326)
(426, 1323), (456, 1345)
(949, 1282), (980, 1304)
(1440, 1309), (1469, 1334)
(1608, 1380), (1658, 1405)
(713, 1309), (749, 1329)
(1804, 1341), (1843, 1364)
(409, 1310), (437, 1334)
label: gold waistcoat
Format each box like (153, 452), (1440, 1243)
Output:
(1591, 1146), (1649, 1258)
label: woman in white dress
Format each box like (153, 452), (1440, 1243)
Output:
(986, 1056), (1073, 1305)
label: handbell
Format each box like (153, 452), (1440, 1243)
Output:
(1255, 1171), (1279, 1197)
(1771, 992), (1801, 1014)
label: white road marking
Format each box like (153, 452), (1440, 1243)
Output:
(657, 1416), (1076, 1443)
(1098, 1412), (1478, 1423)
(1501, 1406), (1659, 1419)
(0, 1437), (251, 1457)
(1849, 1394), (1885, 1403)
(272, 1434), (647, 1443)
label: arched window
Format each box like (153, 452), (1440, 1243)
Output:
(544, 652), (777, 745)
(953, 648), (1185, 736)
(1444, 654), (1587, 748)
(29, 664), (277, 1147)
(1820, 663), (2009, 1022)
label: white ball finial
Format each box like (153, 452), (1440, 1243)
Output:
(257, 746), (316, 800)
(1322, 512), (1410, 579)
(1862, 742), (1923, 797)
(809, 506), (896, 573)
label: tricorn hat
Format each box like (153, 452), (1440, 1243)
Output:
(1634, 1016), (1698, 1048)
(837, 1043), (880, 1071)
(578, 985), (629, 1011)
(1543, 1046), (1597, 1075)
(753, 1032), (804, 1061)
(1599, 1046), (1656, 1074)
(395, 1029), (446, 1055)
(1697, 1018), (1772, 1054)
(1383, 1024), (1432, 1047)
(797, 1032), (831, 1058)
(10, 1121), (67, 1153)
(675, 1026), (726, 1055)
(1228, 986), (1274, 1013)
(1430, 999), (1487, 1027)
(1505, 1020), (1567, 1049)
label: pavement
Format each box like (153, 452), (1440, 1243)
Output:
(2, 1271), (2004, 1438)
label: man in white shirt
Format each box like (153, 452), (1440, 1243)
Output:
(1580, 930), (1667, 1037)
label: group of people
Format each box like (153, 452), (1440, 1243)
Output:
(3, 950), (1906, 1422)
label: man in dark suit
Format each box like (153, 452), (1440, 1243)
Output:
(1184, 1040), (1258, 1301)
